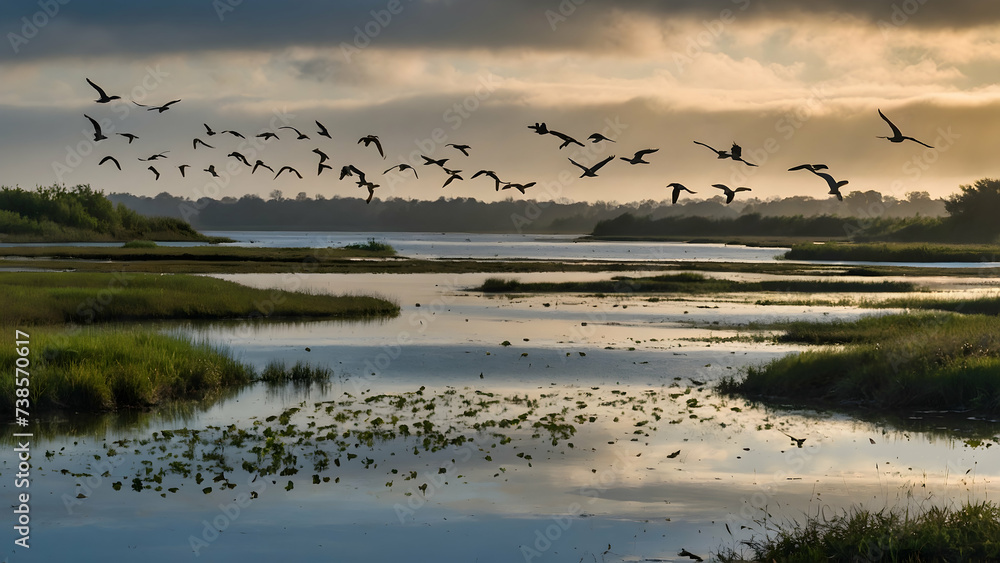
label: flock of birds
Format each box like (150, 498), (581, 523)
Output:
(84, 78), (937, 205)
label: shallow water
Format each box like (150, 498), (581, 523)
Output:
(5, 266), (999, 562)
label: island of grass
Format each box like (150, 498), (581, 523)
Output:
(719, 311), (1000, 413)
(1, 272), (398, 412)
(475, 273), (917, 294)
(784, 241), (1000, 263)
(0, 184), (231, 243)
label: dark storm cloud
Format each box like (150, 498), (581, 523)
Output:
(1, 0), (994, 61)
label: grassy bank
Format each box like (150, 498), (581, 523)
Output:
(869, 294), (1000, 316)
(0, 272), (399, 326)
(720, 312), (1000, 412)
(718, 501), (1000, 562)
(476, 273), (917, 294)
(784, 242), (1000, 262)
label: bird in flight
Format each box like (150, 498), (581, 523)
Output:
(384, 163), (418, 179)
(318, 163), (333, 176)
(133, 99), (181, 113)
(279, 126), (309, 140)
(203, 123), (217, 136)
(228, 152), (250, 166)
(877, 109), (933, 148)
(620, 148), (659, 165)
(712, 184), (751, 204)
(667, 183), (696, 205)
(315, 120), (332, 139)
(359, 180), (380, 204)
(787, 164), (828, 172)
(85, 115), (107, 142)
(588, 133), (615, 143)
(147, 166), (160, 181)
(178, 164), (190, 177)
(252, 160), (274, 174)
(447, 143), (471, 156)
(504, 182), (536, 194)
(358, 135), (385, 158)
(421, 155), (449, 167)
(204, 165), (220, 178)
(86, 78), (121, 103)
(193, 138), (214, 150)
(813, 171), (848, 201)
(442, 171), (464, 188)
(275, 166), (303, 180)
(256, 132), (279, 141)
(138, 151), (169, 161)
(99, 156), (121, 170)
(117, 133), (138, 144)
(549, 130), (585, 149)
(693, 141), (729, 159)
(312, 148), (330, 163)
(472, 170), (503, 191)
(568, 155), (615, 178)
(340, 165), (367, 183)
(528, 122), (549, 135)
(728, 143), (757, 166)
(221, 129), (244, 139)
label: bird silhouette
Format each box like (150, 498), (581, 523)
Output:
(312, 148), (330, 163)
(620, 148), (658, 165)
(712, 183), (751, 204)
(203, 123), (217, 136)
(256, 132), (279, 141)
(221, 130), (245, 139)
(275, 166), (303, 180)
(138, 151), (169, 161)
(693, 141), (729, 159)
(528, 122), (549, 135)
(116, 132), (138, 144)
(340, 165), (366, 183)
(813, 171), (848, 201)
(147, 166), (160, 180)
(178, 164), (190, 177)
(787, 164), (829, 172)
(472, 170), (503, 190)
(279, 126), (309, 140)
(505, 182), (536, 194)
(728, 143), (757, 166)
(252, 160), (273, 174)
(877, 109), (933, 148)
(667, 183), (696, 204)
(442, 171), (464, 188)
(193, 138), (214, 150)
(133, 99), (181, 113)
(549, 130), (585, 149)
(780, 431), (806, 448)
(568, 155), (615, 178)
(318, 162), (332, 175)
(358, 135), (385, 158)
(228, 151), (250, 166)
(420, 155), (449, 167)
(204, 165), (220, 178)
(588, 133), (615, 143)
(359, 180), (380, 204)
(384, 163), (418, 178)
(98, 156), (121, 170)
(84, 114), (107, 142)
(315, 120), (332, 139)
(447, 143), (471, 156)
(86, 78), (120, 103)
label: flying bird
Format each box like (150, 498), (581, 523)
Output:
(133, 99), (181, 113)
(279, 126), (309, 140)
(588, 133), (615, 143)
(221, 130), (245, 139)
(178, 164), (190, 177)
(193, 138), (214, 150)
(384, 163), (418, 178)
(98, 156), (121, 170)
(228, 151), (250, 166)
(442, 167), (462, 176)
(728, 143), (757, 167)
(420, 155), (449, 167)
(528, 122), (549, 135)
(877, 109), (934, 148)
(472, 170), (503, 190)
(312, 148), (330, 163)
(667, 183), (696, 205)
(359, 180), (380, 204)
(506, 182), (536, 194)
(204, 165), (219, 178)
(620, 149), (659, 165)
(315, 120), (332, 139)
(693, 141), (729, 159)
(147, 166), (160, 180)
(318, 162), (332, 175)
(256, 132), (279, 141)
(138, 151), (169, 161)
(442, 171), (464, 188)
(84, 114), (107, 142)
(568, 155), (615, 178)
(358, 135), (385, 158)
(549, 130), (585, 149)
(812, 171), (849, 201)
(203, 123), (217, 136)
(116, 133), (138, 144)
(787, 164), (829, 172)
(252, 160), (273, 174)
(275, 166), (303, 180)
(447, 143), (471, 156)
(712, 183), (752, 204)
(86, 78), (120, 104)
(340, 165), (366, 183)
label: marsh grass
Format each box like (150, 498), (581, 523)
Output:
(343, 238), (396, 254)
(259, 360), (333, 384)
(0, 328), (253, 412)
(871, 294), (1000, 316)
(0, 272), (399, 326)
(718, 501), (1000, 562)
(476, 274), (916, 294)
(785, 242), (1000, 262)
(720, 312), (1000, 412)
(122, 240), (158, 248)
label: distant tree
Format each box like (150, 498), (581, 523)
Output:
(269, 189), (284, 201)
(296, 192), (309, 202)
(944, 178), (1000, 241)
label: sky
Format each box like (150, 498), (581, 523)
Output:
(1, 0), (998, 206)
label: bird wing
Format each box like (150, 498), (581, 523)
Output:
(712, 184), (733, 194)
(693, 141), (718, 153)
(84, 115), (103, 136)
(316, 121), (330, 137)
(86, 78), (108, 98)
(635, 148), (659, 157)
(567, 158), (588, 172)
(788, 164), (813, 172)
(373, 138), (384, 158)
(590, 155), (615, 172)
(878, 109), (902, 138)
(904, 136), (934, 149)
(729, 143), (743, 159)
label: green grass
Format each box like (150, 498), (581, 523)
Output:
(1, 327), (253, 412)
(870, 295), (1000, 316)
(720, 312), (1000, 412)
(343, 238), (396, 254)
(0, 272), (399, 326)
(259, 360), (333, 384)
(785, 242), (1000, 263)
(476, 274), (917, 294)
(718, 501), (1000, 562)
(122, 240), (158, 248)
